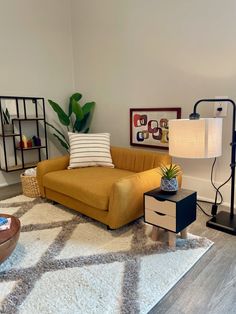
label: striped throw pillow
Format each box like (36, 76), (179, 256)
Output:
(68, 132), (114, 169)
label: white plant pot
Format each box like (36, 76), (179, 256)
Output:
(161, 177), (178, 193)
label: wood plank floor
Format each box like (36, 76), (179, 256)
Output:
(0, 183), (22, 200)
(1, 184), (236, 314)
(151, 205), (236, 314)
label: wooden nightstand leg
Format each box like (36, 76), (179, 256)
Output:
(151, 226), (160, 241)
(180, 228), (188, 239)
(167, 232), (176, 248)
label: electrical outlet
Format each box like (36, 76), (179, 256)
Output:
(213, 96), (228, 117)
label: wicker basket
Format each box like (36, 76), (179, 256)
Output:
(20, 174), (41, 198)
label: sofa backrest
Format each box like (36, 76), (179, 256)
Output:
(111, 146), (171, 172)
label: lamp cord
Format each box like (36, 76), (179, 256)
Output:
(197, 202), (212, 217)
(197, 158), (232, 217)
(211, 158), (223, 205)
(213, 173), (232, 209)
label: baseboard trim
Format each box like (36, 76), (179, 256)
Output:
(182, 175), (234, 208)
(0, 181), (21, 188)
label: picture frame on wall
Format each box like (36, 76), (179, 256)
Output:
(130, 107), (181, 150)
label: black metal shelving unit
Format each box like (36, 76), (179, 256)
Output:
(0, 96), (48, 172)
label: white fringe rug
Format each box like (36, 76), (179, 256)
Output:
(0, 195), (213, 314)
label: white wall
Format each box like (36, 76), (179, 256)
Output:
(0, 0), (75, 187)
(71, 0), (236, 206)
(1, 0), (235, 206)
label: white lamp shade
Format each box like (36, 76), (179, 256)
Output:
(169, 118), (223, 158)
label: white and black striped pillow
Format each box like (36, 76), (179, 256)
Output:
(68, 132), (114, 169)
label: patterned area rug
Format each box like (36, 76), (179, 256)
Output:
(0, 195), (213, 314)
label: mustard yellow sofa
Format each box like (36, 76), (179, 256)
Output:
(37, 146), (181, 229)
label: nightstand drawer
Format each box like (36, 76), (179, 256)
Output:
(145, 195), (176, 217)
(145, 209), (176, 232)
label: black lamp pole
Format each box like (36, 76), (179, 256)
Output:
(189, 98), (236, 235)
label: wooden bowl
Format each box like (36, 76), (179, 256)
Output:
(0, 214), (21, 264)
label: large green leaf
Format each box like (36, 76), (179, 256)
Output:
(74, 113), (90, 132)
(5, 108), (10, 123)
(71, 98), (84, 121)
(46, 122), (69, 145)
(53, 133), (69, 151)
(69, 93), (82, 116)
(71, 93), (82, 102)
(82, 102), (95, 115)
(73, 119), (81, 132)
(2, 110), (9, 124)
(48, 99), (70, 126)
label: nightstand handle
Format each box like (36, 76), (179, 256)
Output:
(154, 211), (166, 216)
(155, 198), (166, 202)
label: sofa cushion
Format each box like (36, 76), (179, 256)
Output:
(68, 132), (114, 169)
(43, 167), (134, 211)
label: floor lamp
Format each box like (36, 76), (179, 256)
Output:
(169, 99), (236, 235)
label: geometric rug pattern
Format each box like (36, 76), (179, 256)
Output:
(0, 195), (213, 314)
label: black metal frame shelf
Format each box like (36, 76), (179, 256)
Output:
(0, 96), (48, 172)
(0, 133), (20, 137)
(12, 118), (44, 121)
(16, 146), (46, 151)
(0, 162), (38, 172)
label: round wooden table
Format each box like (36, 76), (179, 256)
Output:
(0, 214), (21, 264)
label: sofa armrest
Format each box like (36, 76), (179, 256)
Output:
(37, 155), (69, 197)
(108, 166), (182, 229)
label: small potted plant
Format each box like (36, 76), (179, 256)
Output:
(159, 164), (181, 193)
(2, 108), (13, 134)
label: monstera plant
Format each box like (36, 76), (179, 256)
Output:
(46, 93), (95, 151)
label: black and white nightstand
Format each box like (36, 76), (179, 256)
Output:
(144, 188), (197, 247)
